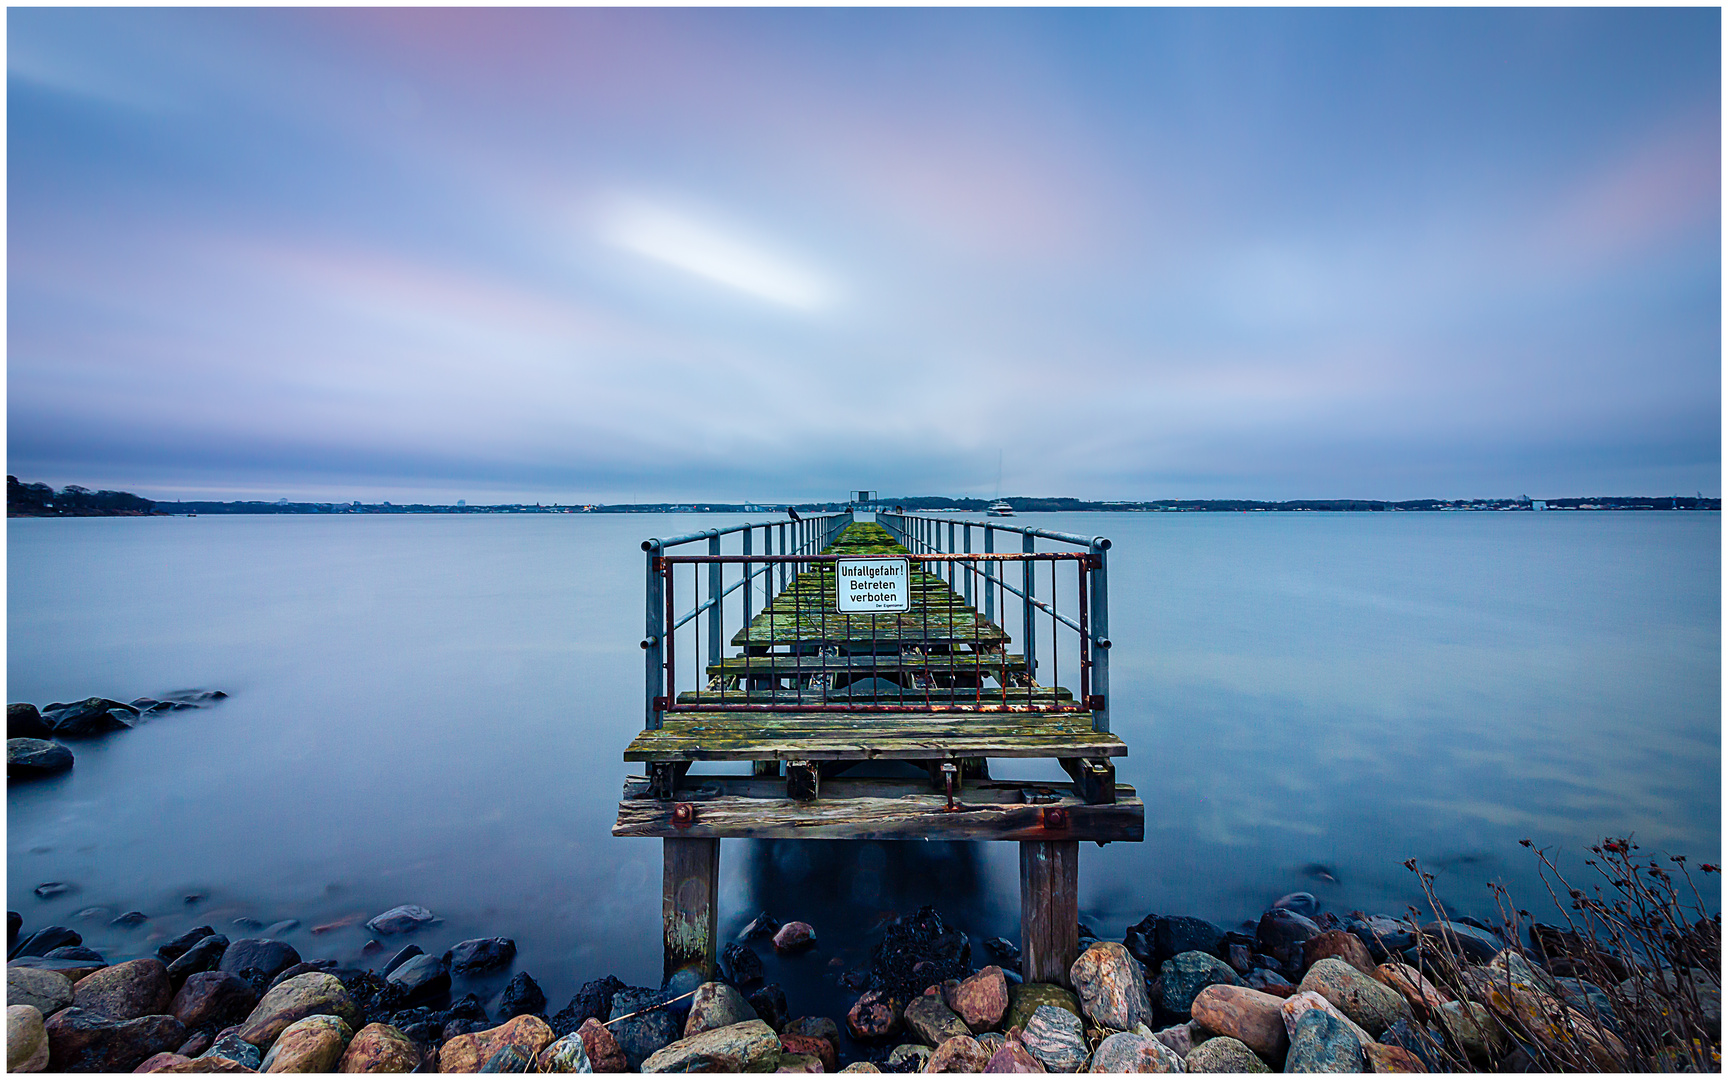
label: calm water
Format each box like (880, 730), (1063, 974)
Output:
(7, 511), (1719, 1023)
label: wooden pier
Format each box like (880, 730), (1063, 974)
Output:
(615, 517), (1143, 986)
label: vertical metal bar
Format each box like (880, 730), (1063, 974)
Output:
(1078, 559), (1090, 706)
(1023, 534), (1037, 706)
(708, 534), (722, 673)
(963, 524), (973, 607)
(1090, 541), (1111, 734)
(645, 543), (665, 730)
(947, 521), (956, 586)
(984, 526), (996, 625)
(664, 562), (677, 715)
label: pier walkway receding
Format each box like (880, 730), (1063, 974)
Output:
(615, 511), (1144, 986)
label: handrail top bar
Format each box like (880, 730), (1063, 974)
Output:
(659, 551), (1093, 564)
(642, 511), (851, 552)
(880, 512), (1111, 551)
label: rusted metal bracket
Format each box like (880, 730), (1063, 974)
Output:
(941, 762), (959, 811)
(1059, 758), (1116, 805)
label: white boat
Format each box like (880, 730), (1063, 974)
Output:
(987, 501), (1014, 517)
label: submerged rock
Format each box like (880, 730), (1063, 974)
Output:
(364, 906), (436, 936)
(7, 739), (72, 779)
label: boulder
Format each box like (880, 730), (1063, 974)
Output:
(363, 906), (435, 936)
(11, 924), (81, 958)
(608, 987), (681, 1070)
(640, 1018), (782, 1072)
(220, 939), (301, 982)
(7, 738), (73, 779)
(259, 1013), (352, 1072)
(73, 957), (174, 1019)
(1302, 931), (1376, 976)
(157, 927), (218, 965)
(984, 1039), (1044, 1072)
(235, 971), (362, 1049)
(1297, 958), (1409, 1036)
(157, 1058), (257, 1073)
(1020, 1005), (1087, 1073)
(1088, 1030), (1182, 1072)
(1190, 984), (1288, 1063)
(577, 1017), (627, 1073)
(8, 1004), (49, 1072)
(887, 1043), (933, 1071)
(335, 1022), (421, 1073)
(1004, 983), (1081, 1032)
(1256, 910), (1320, 970)
(776, 1051), (822, 1072)
(1284, 1008), (1362, 1072)
(9, 704), (52, 738)
(1362, 1042), (1429, 1073)
(1069, 942), (1151, 1031)
(928, 1033), (992, 1072)
(1184, 1035), (1272, 1073)
(43, 1006), (185, 1072)
(1158, 951), (1243, 1016)
(1345, 917), (1416, 963)
(167, 935), (231, 985)
(779, 1033), (836, 1072)
(47, 698), (137, 738)
(383, 951), (448, 1006)
(948, 964), (1009, 1031)
(905, 993), (971, 1047)
(8, 964), (74, 1015)
(1279, 991), (1373, 1048)
(773, 922), (816, 952)
(1125, 914), (1226, 971)
(439, 1014), (556, 1073)
(480, 1043), (532, 1071)
(496, 970), (547, 1020)
(1370, 964), (1449, 1015)
(449, 937), (516, 974)
(534, 1031), (591, 1073)
(170, 967), (257, 1029)
(199, 1031), (264, 1070)
(685, 981), (757, 1038)
(847, 990), (901, 1041)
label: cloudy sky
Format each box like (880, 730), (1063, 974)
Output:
(8, 8), (1720, 503)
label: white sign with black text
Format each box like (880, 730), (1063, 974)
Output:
(835, 558), (910, 613)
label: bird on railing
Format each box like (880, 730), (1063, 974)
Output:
(788, 507), (801, 522)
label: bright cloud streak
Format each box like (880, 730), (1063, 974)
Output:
(599, 197), (835, 310)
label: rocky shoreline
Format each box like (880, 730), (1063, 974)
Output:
(8, 693), (229, 780)
(8, 883), (1711, 1074)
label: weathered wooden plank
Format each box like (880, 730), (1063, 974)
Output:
(676, 688), (1074, 705)
(1020, 839), (1080, 987)
(615, 784), (1143, 842)
(708, 655), (1029, 674)
(623, 727), (1128, 762)
(663, 837), (719, 982)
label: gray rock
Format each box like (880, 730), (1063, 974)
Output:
(1071, 941), (1152, 1031)
(1297, 958), (1409, 1036)
(381, 943), (423, 977)
(385, 951), (450, 1005)
(1553, 978), (1620, 1033)
(10, 925), (80, 959)
(481, 1043), (533, 1071)
(43, 1007), (185, 1072)
(1021, 1004), (1088, 1072)
(46, 698), (137, 738)
(904, 993), (971, 1047)
(199, 1030), (264, 1070)
(70, 956), (173, 1020)
(1089, 1030), (1183, 1072)
(537, 1031), (594, 1072)
(683, 981), (757, 1038)
(1184, 1035), (1272, 1073)
(7, 966), (73, 1017)
(1418, 921), (1504, 963)
(7, 738), (72, 779)
(44, 946), (103, 962)
(450, 937), (517, 974)
(8, 1004), (49, 1072)
(156, 926), (217, 965)
(8, 704), (52, 739)
(170, 970), (258, 1030)
(1273, 893), (1320, 917)
(886, 1043), (933, 1071)
(497, 970), (547, 1020)
(1159, 950), (1244, 1016)
(1285, 1009), (1362, 1073)
(167, 933), (230, 984)
(219, 938), (301, 981)
(609, 987), (680, 1070)
(365, 905), (436, 935)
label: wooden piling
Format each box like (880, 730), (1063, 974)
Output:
(1019, 839), (1079, 987)
(663, 837), (720, 982)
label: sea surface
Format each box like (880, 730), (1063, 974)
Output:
(7, 510), (1719, 1024)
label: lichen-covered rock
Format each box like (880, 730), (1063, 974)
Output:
(685, 981), (758, 1038)
(887, 1043), (932, 1071)
(1190, 984), (1287, 1063)
(336, 1022), (421, 1072)
(73, 957), (173, 1020)
(905, 993), (971, 1047)
(1284, 1009), (1362, 1073)
(1280, 991), (1373, 1048)
(1184, 1035), (1270, 1073)
(838, 1063), (882, 1073)
(1302, 931), (1377, 977)
(1088, 1031), (1181, 1073)
(1020, 1005), (1087, 1073)
(534, 1031), (592, 1073)
(7, 965), (74, 1016)
(7, 1004), (49, 1072)
(928, 1033), (992, 1072)
(1070, 942), (1152, 1032)
(1434, 1001), (1504, 1063)
(776, 1051), (822, 1072)
(1004, 984), (1082, 1032)
(235, 972), (361, 1049)
(949, 965), (1010, 1032)
(1297, 959), (1409, 1036)
(200, 1031), (264, 1070)
(43, 1006), (185, 1072)
(440, 1014), (556, 1073)
(848, 990), (902, 1041)
(984, 1039), (1044, 1073)
(1362, 1043), (1428, 1073)
(260, 1013), (353, 1072)
(157, 1057), (258, 1073)
(780, 1034), (837, 1072)
(1159, 952), (1243, 1017)
(641, 1018), (782, 1072)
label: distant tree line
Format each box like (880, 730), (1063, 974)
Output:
(7, 476), (156, 516)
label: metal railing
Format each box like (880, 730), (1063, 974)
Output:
(641, 512), (852, 730)
(878, 513), (1112, 734)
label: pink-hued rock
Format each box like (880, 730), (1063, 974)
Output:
(1190, 983), (1288, 1062)
(774, 922), (817, 952)
(927, 1034), (992, 1073)
(984, 1040), (1046, 1073)
(1303, 931), (1377, 977)
(74, 959), (174, 1021)
(948, 966), (1010, 1032)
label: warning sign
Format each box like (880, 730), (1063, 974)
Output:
(835, 558), (910, 613)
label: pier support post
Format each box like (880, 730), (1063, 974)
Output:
(1019, 839), (1079, 987)
(663, 837), (720, 983)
